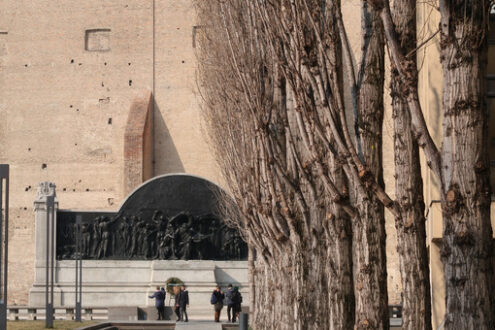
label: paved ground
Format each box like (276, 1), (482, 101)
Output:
(175, 320), (232, 330)
(8, 320), (98, 330)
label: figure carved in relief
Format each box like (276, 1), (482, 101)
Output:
(119, 217), (132, 257)
(60, 209), (247, 260)
(81, 223), (92, 258)
(98, 216), (118, 258)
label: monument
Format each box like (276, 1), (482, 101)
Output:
(29, 174), (249, 317)
(55, 174), (248, 261)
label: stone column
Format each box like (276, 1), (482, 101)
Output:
(33, 182), (58, 284)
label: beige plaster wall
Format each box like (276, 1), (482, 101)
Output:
(417, 1), (443, 205)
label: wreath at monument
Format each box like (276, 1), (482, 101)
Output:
(165, 277), (184, 296)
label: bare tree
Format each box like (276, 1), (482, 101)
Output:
(439, 1), (494, 328)
(352, 2), (389, 328)
(196, 0), (494, 329)
(389, 0), (432, 328)
(195, 1), (362, 328)
(368, 0), (494, 328)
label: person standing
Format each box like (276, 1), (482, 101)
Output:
(173, 286), (181, 321)
(178, 285), (189, 322)
(231, 286), (242, 322)
(211, 286), (225, 322)
(148, 286), (166, 320)
(225, 284), (234, 322)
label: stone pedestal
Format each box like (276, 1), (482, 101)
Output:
(31, 182), (58, 290)
(29, 260), (249, 317)
(108, 306), (139, 321)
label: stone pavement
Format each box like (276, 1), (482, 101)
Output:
(175, 320), (228, 330)
(74, 320), (236, 330)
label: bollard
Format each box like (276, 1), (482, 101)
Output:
(0, 165), (9, 330)
(239, 312), (248, 330)
(45, 195), (55, 328)
(74, 215), (82, 322)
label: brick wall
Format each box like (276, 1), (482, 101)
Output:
(123, 90), (153, 196)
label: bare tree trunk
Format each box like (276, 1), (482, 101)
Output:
(366, 0), (494, 327)
(195, 1), (446, 329)
(253, 244), (329, 330)
(248, 241), (255, 322)
(352, 3), (389, 329)
(439, 1), (495, 328)
(391, 65), (432, 328)
(389, 1), (432, 329)
(326, 162), (355, 329)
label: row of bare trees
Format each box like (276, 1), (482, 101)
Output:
(195, 0), (494, 329)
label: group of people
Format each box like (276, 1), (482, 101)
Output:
(148, 284), (189, 322)
(211, 284), (243, 323)
(149, 283), (243, 323)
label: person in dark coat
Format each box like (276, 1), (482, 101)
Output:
(149, 286), (166, 320)
(174, 287), (181, 321)
(225, 284), (235, 322)
(160, 287), (166, 315)
(231, 286), (243, 322)
(211, 285), (225, 322)
(178, 285), (189, 322)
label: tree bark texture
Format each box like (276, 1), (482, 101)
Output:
(439, 1), (495, 328)
(193, 0), (450, 329)
(194, 1), (354, 328)
(368, 0), (443, 183)
(369, 0), (495, 328)
(325, 164), (355, 330)
(390, 0), (432, 329)
(248, 241), (255, 322)
(352, 2), (389, 329)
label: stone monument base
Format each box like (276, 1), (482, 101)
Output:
(107, 306), (175, 321)
(29, 260), (248, 319)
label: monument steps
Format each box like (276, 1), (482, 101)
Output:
(112, 326), (173, 330)
(76, 321), (176, 330)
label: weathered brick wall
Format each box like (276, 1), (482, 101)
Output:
(123, 90), (153, 196)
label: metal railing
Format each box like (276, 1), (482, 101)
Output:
(7, 306), (108, 321)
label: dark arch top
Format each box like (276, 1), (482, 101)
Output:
(118, 174), (228, 220)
